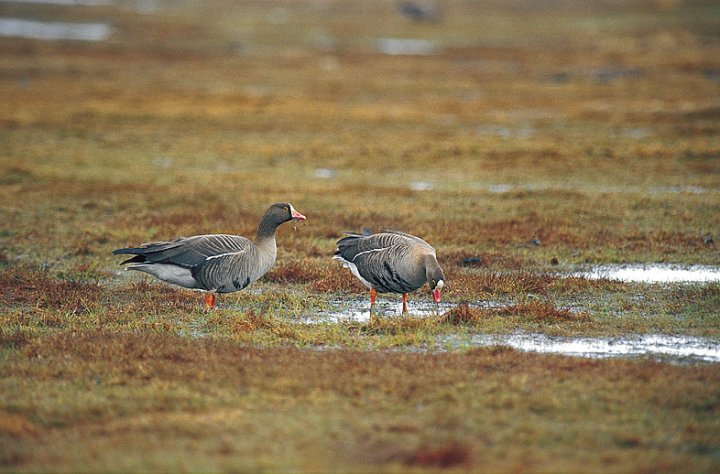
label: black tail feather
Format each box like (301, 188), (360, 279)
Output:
(335, 234), (363, 261)
(119, 255), (146, 265)
(113, 247), (147, 265)
(112, 247), (143, 255)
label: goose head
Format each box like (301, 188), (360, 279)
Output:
(426, 263), (445, 303)
(266, 202), (306, 224)
(256, 203), (306, 239)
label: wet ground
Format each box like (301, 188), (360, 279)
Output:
(9, 0), (720, 362)
(302, 298), (720, 364)
(297, 264), (720, 363)
(125, 260), (719, 363)
(306, 298), (459, 324)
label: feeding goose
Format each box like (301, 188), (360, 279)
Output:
(333, 230), (445, 315)
(113, 202), (306, 309)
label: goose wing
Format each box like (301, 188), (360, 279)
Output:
(335, 232), (410, 261)
(113, 234), (253, 268)
(334, 232), (424, 293)
(382, 230), (435, 253)
(191, 246), (261, 293)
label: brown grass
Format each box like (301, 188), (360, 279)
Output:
(494, 300), (592, 323)
(449, 271), (552, 295)
(441, 303), (484, 325)
(312, 265), (367, 294)
(441, 301), (591, 326)
(0, 266), (102, 314)
(1, 0), (720, 471)
(2, 331), (719, 471)
(404, 442), (474, 469)
(0, 411), (40, 440)
(0, 266), (211, 338)
(264, 259), (328, 284)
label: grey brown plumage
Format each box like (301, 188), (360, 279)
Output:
(113, 203), (306, 308)
(333, 230), (445, 313)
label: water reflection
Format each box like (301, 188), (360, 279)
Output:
(577, 264), (720, 283)
(475, 183), (716, 195)
(307, 299), (459, 324)
(463, 333), (720, 363)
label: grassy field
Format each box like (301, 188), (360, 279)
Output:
(1, 0), (720, 471)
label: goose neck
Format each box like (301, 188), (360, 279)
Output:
(255, 216), (280, 241)
(255, 235), (278, 274)
(424, 253), (444, 281)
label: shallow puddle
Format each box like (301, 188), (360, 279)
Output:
(2, 0), (110, 4)
(376, 37), (437, 56)
(576, 264), (720, 283)
(303, 297), (508, 324)
(0, 18), (111, 41)
(306, 298), (457, 324)
(408, 181), (434, 191)
(458, 333), (720, 363)
(473, 183), (716, 195)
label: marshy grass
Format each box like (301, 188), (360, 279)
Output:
(442, 301), (591, 325)
(1, 0), (720, 471)
(2, 331), (719, 471)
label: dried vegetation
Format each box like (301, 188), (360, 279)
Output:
(1, 0), (720, 471)
(2, 332), (720, 472)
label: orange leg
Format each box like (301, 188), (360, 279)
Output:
(402, 293), (408, 314)
(370, 288), (377, 312)
(204, 292), (217, 310)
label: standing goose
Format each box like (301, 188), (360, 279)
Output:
(333, 230), (445, 314)
(113, 202), (306, 309)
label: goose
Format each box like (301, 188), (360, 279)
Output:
(113, 202), (306, 309)
(333, 230), (445, 314)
